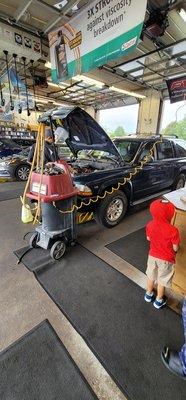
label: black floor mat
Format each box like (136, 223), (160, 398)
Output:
(107, 227), (148, 273)
(15, 244), (185, 400)
(0, 320), (97, 400)
(0, 188), (23, 202)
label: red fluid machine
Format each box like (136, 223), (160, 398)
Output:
(27, 161), (78, 260)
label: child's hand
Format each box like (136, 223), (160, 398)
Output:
(173, 244), (179, 252)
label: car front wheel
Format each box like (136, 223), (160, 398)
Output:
(94, 190), (128, 228)
(174, 174), (186, 190)
(15, 164), (30, 181)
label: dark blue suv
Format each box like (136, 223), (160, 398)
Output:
(39, 106), (186, 228)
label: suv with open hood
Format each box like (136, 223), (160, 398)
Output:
(39, 106), (186, 228)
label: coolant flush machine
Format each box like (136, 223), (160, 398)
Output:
(27, 160), (78, 261)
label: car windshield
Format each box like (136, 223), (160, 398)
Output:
(18, 147), (30, 157)
(114, 140), (140, 162)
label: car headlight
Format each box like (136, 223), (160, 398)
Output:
(0, 161), (9, 167)
(75, 183), (92, 196)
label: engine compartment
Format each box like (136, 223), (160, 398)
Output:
(69, 158), (116, 175)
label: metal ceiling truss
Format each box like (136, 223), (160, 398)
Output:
(134, 51), (186, 79)
(99, 39), (186, 94)
(113, 38), (186, 69)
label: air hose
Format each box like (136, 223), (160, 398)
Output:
(53, 136), (163, 215)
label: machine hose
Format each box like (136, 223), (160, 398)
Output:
(53, 136), (163, 215)
(22, 122), (163, 219)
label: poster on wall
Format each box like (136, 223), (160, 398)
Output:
(0, 22), (42, 61)
(0, 68), (34, 121)
(166, 76), (186, 103)
(49, 0), (147, 82)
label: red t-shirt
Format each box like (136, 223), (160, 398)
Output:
(146, 220), (180, 263)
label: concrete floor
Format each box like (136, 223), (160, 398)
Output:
(0, 184), (182, 400)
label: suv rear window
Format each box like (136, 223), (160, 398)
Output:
(157, 141), (174, 160)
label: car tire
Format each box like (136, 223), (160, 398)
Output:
(173, 174), (186, 190)
(94, 190), (128, 228)
(15, 164), (30, 181)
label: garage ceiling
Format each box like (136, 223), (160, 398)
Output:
(0, 0), (185, 110)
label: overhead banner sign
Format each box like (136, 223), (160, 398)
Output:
(166, 76), (186, 103)
(49, 0), (147, 82)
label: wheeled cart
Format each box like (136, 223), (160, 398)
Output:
(27, 161), (78, 260)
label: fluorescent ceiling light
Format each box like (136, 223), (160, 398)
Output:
(45, 61), (51, 69)
(54, 101), (67, 106)
(54, 0), (68, 9)
(36, 98), (49, 104)
(179, 8), (186, 22)
(73, 75), (105, 88)
(47, 81), (68, 88)
(36, 97), (67, 107)
(110, 86), (146, 99)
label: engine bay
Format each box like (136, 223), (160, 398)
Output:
(68, 158), (116, 175)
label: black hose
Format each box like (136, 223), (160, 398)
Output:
(0, 83), (5, 107)
(13, 53), (22, 114)
(23, 231), (35, 241)
(22, 56), (30, 117)
(3, 50), (14, 111)
(16, 246), (33, 265)
(30, 60), (39, 111)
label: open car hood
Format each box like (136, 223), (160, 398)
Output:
(39, 106), (121, 159)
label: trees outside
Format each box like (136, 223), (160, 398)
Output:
(161, 116), (186, 140)
(102, 125), (126, 138)
(113, 126), (126, 137)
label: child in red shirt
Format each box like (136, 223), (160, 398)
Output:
(145, 199), (180, 309)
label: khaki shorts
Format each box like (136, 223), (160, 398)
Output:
(146, 255), (174, 287)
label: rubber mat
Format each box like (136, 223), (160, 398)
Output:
(15, 244), (185, 400)
(0, 320), (97, 400)
(107, 227), (148, 273)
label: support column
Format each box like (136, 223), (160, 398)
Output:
(137, 90), (162, 135)
(95, 109), (101, 124)
(84, 106), (96, 119)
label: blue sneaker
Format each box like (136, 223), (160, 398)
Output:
(144, 292), (155, 303)
(153, 296), (167, 309)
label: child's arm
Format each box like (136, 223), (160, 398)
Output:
(146, 223), (151, 242)
(172, 227), (180, 253)
(173, 243), (179, 252)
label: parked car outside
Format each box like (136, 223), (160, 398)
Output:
(0, 144), (73, 181)
(0, 138), (22, 158)
(12, 138), (36, 147)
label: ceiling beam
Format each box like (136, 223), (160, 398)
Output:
(34, 0), (62, 14)
(43, 0), (92, 34)
(14, 0), (33, 22)
(43, 14), (68, 34)
(43, 0), (81, 34)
